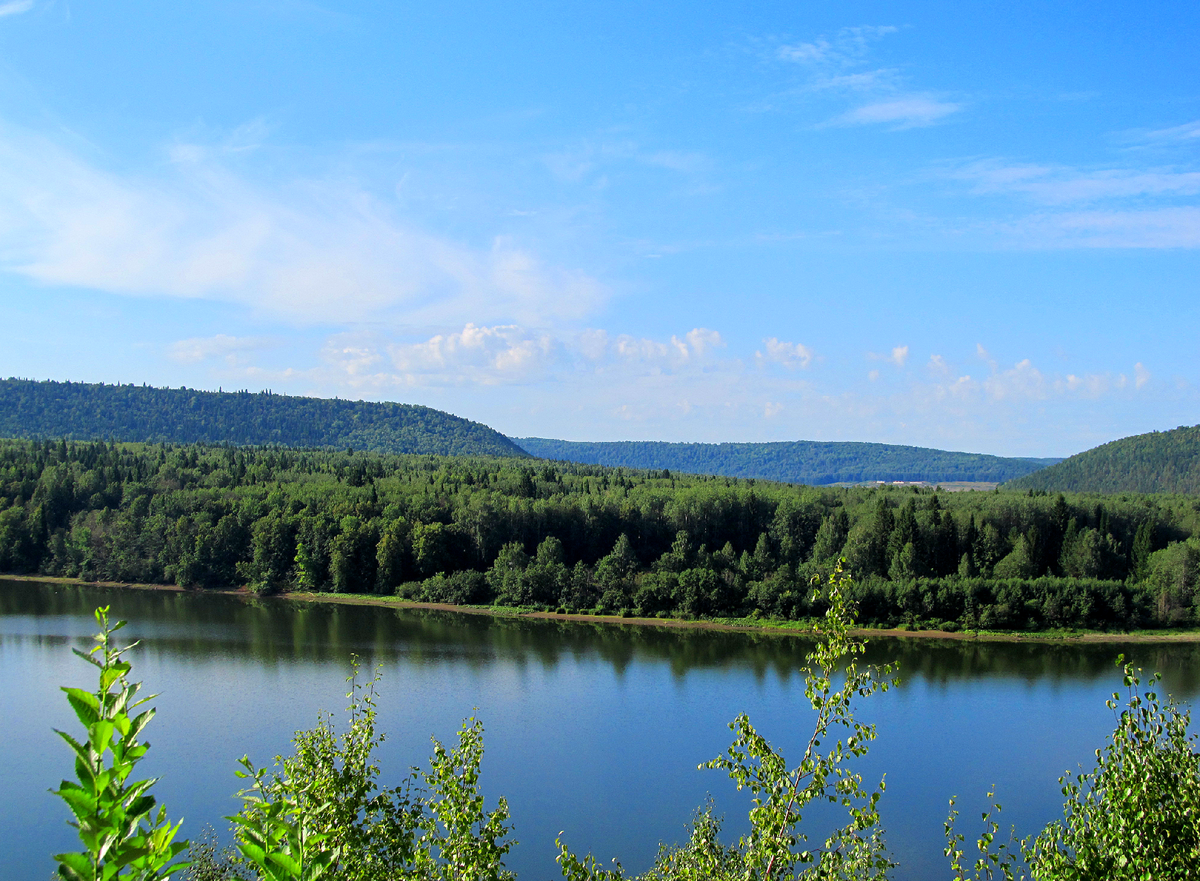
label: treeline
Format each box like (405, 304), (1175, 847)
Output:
(517, 437), (1060, 485)
(1, 438), (1199, 631)
(1007, 423), (1200, 494)
(0, 378), (526, 458)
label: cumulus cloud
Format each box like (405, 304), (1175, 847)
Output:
(1135, 362), (1151, 389)
(385, 324), (556, 385)
(0, 123), (605, 326)
(868, 345), (909, 368)
(756, 337), (815, 369)
(606, 328), (724, 368)
(266, 324), (733, 390)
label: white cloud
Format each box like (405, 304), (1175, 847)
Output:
(867, 345), (909, 368)
(756, 337), (814, 369)
(385, 324), (556, 385)
(1135, 362), (1151, 389)
(607, 328), (723, 368)
(1032, 207), (1200, 249)
(0, 123), (605, 327)
(260, 325), (733, 391)
(952, 160), (1200, 204)
(770, 27), (961, 130)
(169, 334), (274, 365)
(927, 354), (949, 375)
(976, 343), (998, 372)
(777, 26), (898, 69)
(685, 327), (724, 357)
(0, 0), (33, 17)
(944, 159), (1200, 249)
(831, 96), (961, 128)
(1141, 120), (1200, 144)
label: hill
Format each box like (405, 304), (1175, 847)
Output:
(515, 437), (1059, 486)
(1005, 424), (1200, 494)
(0, 378), (528, 458)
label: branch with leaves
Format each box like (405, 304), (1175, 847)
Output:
(52, 606), (189, 881)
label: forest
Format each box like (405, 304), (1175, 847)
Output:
(0, 378), (525, 458)
(1, 437), (1199, 632)
(1007, 422), (1200, 494)
(516, 437), (1059, 485)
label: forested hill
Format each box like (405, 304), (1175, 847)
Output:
(0, 379), (527, 458)
(1006, 425), (1200, 494)
(515, 438), (1059, 486)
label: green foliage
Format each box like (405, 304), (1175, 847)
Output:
(556, 565), (899, 880)
(226, 664), (514, 881)
(52, 607), (189, 881)
(0, 378), (526, 458)
(518, 437), (1058, 486)
(945, 657), (1200, 880)
(4, 437), (1200, 629)
(1007, 423), (1200, 494)
(48, 592), (1200, 881)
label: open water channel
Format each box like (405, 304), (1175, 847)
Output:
(3, 579), (1199, 880)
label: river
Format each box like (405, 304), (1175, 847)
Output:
(3, 579), (1198, 880)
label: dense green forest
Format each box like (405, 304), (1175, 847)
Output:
(517, 437), (1059, 486)
(3, 437), (1199, 631)
(1006, 423), (1200, 495)
(0, 378), (526, 458)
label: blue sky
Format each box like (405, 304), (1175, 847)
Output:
(1, 1), (1198, 457)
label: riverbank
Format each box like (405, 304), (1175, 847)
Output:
(5, 572), (1200, 643)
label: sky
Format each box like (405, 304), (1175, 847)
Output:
(0, 1), (1197, 457)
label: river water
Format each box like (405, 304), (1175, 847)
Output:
(3, 580), (1198, 880)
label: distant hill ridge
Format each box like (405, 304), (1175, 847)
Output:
(516, 437), (1059, 486)
(1005, 424), (1200, 494)
(0, 378), (527, 458)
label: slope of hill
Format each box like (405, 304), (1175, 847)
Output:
(515, 437), (1059, 486)
(1005, 425), (1200, 494)
(0, 378), (528, 458)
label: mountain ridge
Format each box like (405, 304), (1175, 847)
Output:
(1005, 424), (1200, 494)
(516, 437), (1060, 486)
(0, 378), (527, 458)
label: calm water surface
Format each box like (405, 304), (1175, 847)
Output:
(3, 580), (1198, 880)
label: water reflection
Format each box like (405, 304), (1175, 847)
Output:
(4, 581), (1196, 696)
(3, 579), (1198, 881)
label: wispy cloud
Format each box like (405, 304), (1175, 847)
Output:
(943, 157), (1200, 249)
(830, 96), (961, 129)
(0, 123), (606, 327)
(769, 26), (962, 129)
(169, 334), (276, 365)
(1138, 119), (1200, 145)
(0, 0), (33, 18)
(1010, 207), (1200, 249)
(777, 26), (898, 69)
(951, 160), (1200, 204)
